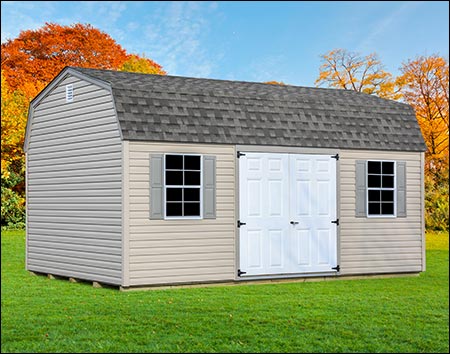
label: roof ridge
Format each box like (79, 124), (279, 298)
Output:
(71, 66), (411, 109)
(71, 66), (361, 94)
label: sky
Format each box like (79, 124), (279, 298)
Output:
(1, 1), (449, 87)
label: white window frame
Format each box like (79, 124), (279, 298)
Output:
(163, 153), (203, 220)
(366, 160), (397, 218)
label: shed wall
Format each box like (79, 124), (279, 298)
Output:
(126, 142), (236, 286)
(26, 74), (123, 285)
(339, 149), (424, 274)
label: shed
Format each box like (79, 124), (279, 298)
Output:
(24, 66), (427, 288)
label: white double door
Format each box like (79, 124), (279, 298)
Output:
(239, 153), (337, 276)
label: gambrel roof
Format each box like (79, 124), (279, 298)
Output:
(33, 66), (427, 152)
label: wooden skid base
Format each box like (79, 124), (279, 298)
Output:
(28, 271), (118, 289)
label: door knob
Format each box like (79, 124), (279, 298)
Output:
(290, 221), (299, 225)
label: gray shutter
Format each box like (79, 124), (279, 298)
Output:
(150, 154), (164, 219)
(355, 160), (367, 217)
(396, 161), (407, 217)
(203, 155), (216, 219)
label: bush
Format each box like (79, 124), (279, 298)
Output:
(1, 172), (26, 230)
(425, 168), (449, 231)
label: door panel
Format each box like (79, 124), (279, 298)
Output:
(289, 154), (337, 273)
(268, 229), (283, 267)
(239, 153), (337, 276)
(294, 228), (311, 266)
(247, 229), (263, 268)
(239, 153), (290, 276)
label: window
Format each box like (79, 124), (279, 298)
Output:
(165, 154), (202, 218)
(367, 161), (395, 216)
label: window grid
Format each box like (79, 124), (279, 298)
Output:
(367, 161), (396, 217)
(164, 154), (202, 219)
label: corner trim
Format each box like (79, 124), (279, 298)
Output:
(420, 152), (426, 272)
(121, 140), (130, 287)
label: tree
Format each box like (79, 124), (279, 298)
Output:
(264, 81), (286, 85)
(120, 54), (166, 75)
(315, 48), (401, 100)
(398, 55), (449, 232)
(1, 73), (28, 229)
(1, 72), (29, 179)
(398, 55), (449, 171)
(1, 22), (129, 93)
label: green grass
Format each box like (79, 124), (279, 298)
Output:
(1, 230), (448, 353)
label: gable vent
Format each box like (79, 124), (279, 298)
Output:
(66, 84), (74, 102)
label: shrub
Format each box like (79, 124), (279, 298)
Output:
(1, 172), (26, 230)
(425, 168), (449, 231)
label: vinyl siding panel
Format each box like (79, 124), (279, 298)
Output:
(339, 149), (424, 275)
(126, 142), (235, 286)
(26, 74), (123, 285)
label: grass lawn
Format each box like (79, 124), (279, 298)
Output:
(1, 230), (448, 353)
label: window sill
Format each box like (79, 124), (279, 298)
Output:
(366, 215), (397, 218)
(164, 216), (203, 220)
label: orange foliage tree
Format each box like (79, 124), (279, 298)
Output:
(1, 22), (165, 228)
(398, 55), (449, 231)
(316, 48), (401, 100)
(1, 23), (129, 92)
(398, 55), (449, 169)
(264, 81), (286, 85)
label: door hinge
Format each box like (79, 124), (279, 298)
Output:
(332, 265), (340, 272)
(238, 269), (247, 276)
(237, 151), (246, 158)
(331, 218), (339, 226)
(331, 153), (339, 160)
(237, 220), (246, 228)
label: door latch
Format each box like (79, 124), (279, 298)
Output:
(290, 221), (299, 225)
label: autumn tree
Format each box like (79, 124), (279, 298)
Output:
(264, 81), (286, 85)
(1, 73), (28, 228)
(398, 55), (449, 231)
(398, 55), (449, 170)
(120, 54), (166, 75)
(315, 48), (401, 100)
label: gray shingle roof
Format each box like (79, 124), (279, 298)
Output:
(72, 67), (426, 152)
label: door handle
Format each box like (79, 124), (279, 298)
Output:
(290, 221), (299, 225)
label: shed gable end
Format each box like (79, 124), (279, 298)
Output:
(26, 73), (124, 285)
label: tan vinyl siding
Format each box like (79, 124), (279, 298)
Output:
(339, 149), (423, 275)
(126, 142), (235, 286)
(26, 74), (123, 285)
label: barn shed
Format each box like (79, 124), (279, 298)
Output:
(24, 66), (427, 289)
